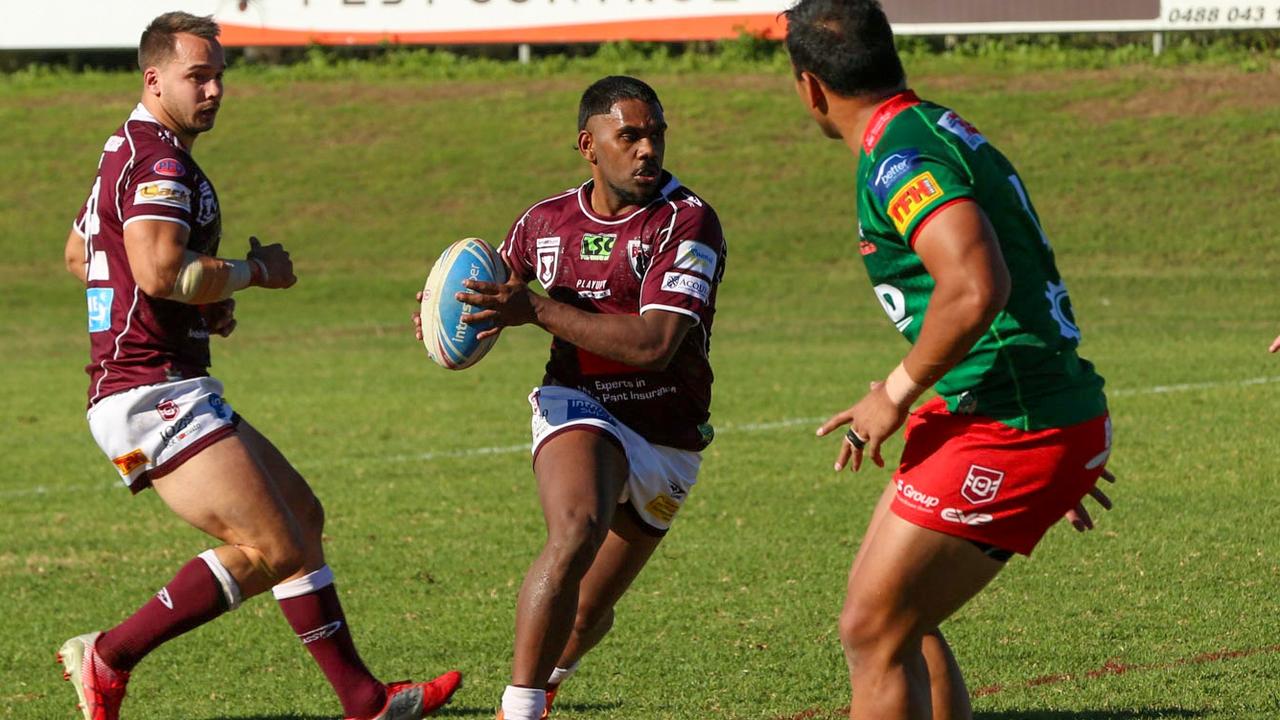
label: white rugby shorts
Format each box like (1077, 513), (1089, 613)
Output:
(87, 376), (239, 493)
(528, 385), (701, 534)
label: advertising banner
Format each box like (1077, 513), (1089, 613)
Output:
(1, 0), (1277, 50)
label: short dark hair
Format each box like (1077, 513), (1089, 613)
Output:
(139, 12), (221, 71)
(578, 76), (662, 131)
(784, 0), (906, 97)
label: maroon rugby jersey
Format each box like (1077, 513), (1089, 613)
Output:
(72, 104), (223, 407)
(500, 175), (726, 451)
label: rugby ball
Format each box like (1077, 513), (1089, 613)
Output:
(420, 237), (508, 370)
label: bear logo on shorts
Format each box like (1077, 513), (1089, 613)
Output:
(961, 464), (1005, 505)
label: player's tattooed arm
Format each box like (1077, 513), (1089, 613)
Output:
(64, 229), (88, 285)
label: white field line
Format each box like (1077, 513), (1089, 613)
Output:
(7, 374), (1280, 500)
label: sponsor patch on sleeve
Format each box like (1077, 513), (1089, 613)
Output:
(152, 158), (187, 178)
(937, 111), (987, 150)
(644, 494), (681, 524)
(869, 149), (921, 201)
(887, 171), (945, 235)
(134, 180), (192, 211)
(673, 240), (718, 277)
(661, 272), (711, 302)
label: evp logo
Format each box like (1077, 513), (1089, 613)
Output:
(961, 465), (1005, 505)
(888, 171), (945, 235)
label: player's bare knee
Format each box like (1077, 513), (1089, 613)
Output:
(574, 604), (614, 638)
(839, 599), (915, 663)
(544, 516), (604, 576)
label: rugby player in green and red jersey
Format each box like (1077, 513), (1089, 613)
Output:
(783, 2), (1116, 718)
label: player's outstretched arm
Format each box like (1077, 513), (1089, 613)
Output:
(124, 220), (295, 303)
(64, 229), (88, 285)
(1270, 334), (1280, 353)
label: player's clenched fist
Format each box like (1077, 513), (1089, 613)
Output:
(247, 235), (296, 289)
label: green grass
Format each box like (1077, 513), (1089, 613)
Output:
(2, 56), (1279, 720)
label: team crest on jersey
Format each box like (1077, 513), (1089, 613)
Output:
(535, 236), (561, 287)
(869, 149), (921, 201)
(196, 179), (218, 226)
(580, 233), (616, 261)
(938, 111), (987, 150)
(887, 171), (945, 235)
(961, 464), (1005, 505)
(627, 239), (652, 278)
(152, 158), (186, 178)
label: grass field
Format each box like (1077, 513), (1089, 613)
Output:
(2, 52), (1280, 720)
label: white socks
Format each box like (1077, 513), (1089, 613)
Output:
(547, 661), (579, 686)
(501, 685), (546, 720)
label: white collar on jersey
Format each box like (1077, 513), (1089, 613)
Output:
(575, 174), (683, 226)
(128, 103), (189, 152)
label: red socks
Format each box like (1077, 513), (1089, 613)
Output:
(274, 566), (386, 719)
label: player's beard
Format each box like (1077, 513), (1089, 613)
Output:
(605, 176), (659, 209)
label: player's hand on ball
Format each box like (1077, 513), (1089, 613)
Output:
(247, 236), (297, 289)
(412, 290), (425, 342)
(202, 299), (237, 338)
(816, 381), (910, 472)
(457, 273), (534, 340)
(1065, 467), (1116, 531)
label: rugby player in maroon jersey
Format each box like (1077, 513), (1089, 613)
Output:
(414, 76), (726, 720)
(58, 12), (459, 720)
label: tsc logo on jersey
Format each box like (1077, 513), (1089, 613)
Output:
(135, 180), (192, 211)
(887, 171), (945, 235)
(938, 111), (987, 150)
(869, 149), (921, 201)
(961, 465), (1005, 505)
(580, 233), (616, 261)
(673, 240), (718, 277)
(535, 236), (561, 287)
(662, 272), (711, 302)
(152, 158), (186, 178)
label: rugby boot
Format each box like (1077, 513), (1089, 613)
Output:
(349, 671), (463, 720)
(56, 631), (129, 720)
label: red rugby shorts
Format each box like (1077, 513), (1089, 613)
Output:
(889, 397), (1111, 556)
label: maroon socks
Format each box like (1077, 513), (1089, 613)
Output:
(274, 565), (386, 719)
(96, 551), (235, 671)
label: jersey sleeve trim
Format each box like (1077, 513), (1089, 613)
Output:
(123, 215), (191, 231)
(639, 303), (701, 326)
(907, 197), (969, 249)
(71, 222), (86, 239)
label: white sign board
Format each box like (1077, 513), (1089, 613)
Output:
(1, 0), (1277, 49)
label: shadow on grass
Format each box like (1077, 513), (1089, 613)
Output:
(975, 710), (1205, 719)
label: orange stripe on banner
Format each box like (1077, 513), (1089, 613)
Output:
(219, 14), (786, 46)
